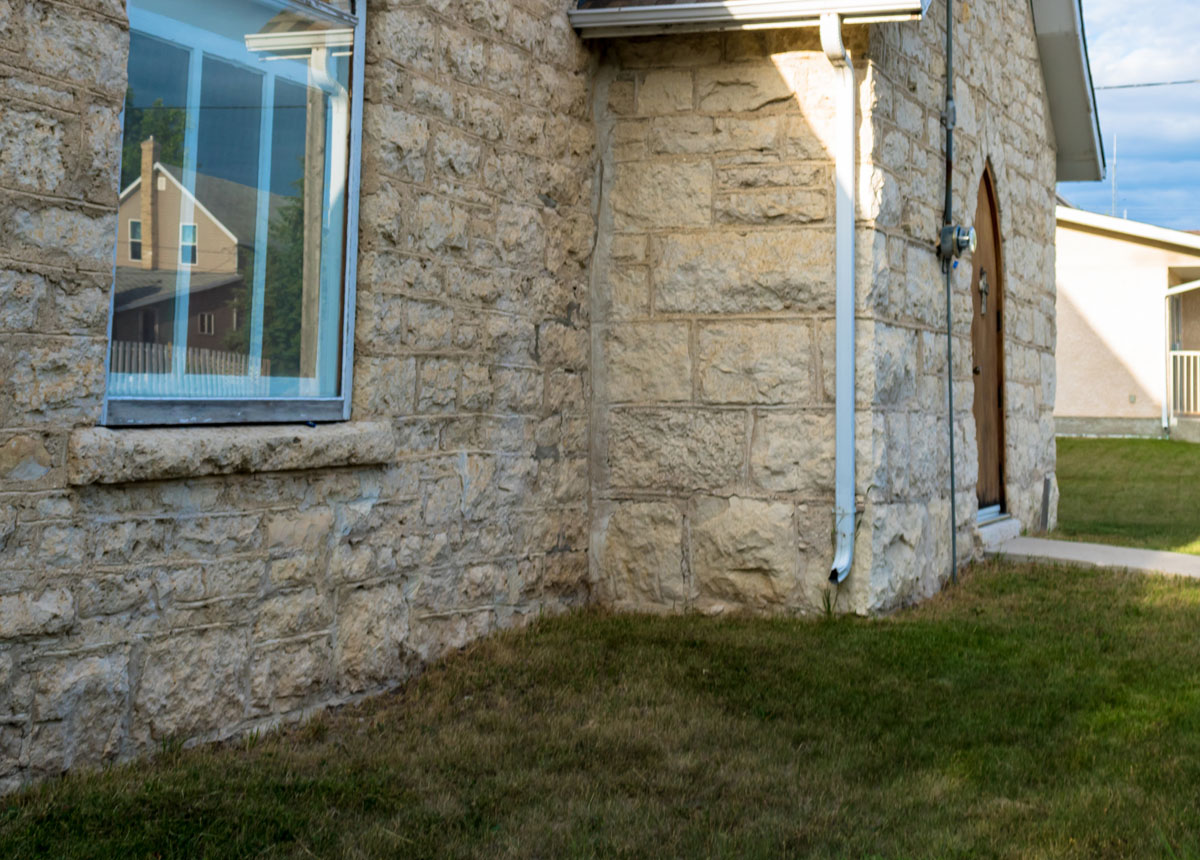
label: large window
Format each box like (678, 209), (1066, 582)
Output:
(104, 0), (364, 425)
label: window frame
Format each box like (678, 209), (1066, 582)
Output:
(178, 222), (198, 267)
(102, 0), (365, 427)
(129, 218), (143, 261)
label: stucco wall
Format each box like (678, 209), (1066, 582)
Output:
(0, 0), (595, 793)
(1055, 223), (1200, 424)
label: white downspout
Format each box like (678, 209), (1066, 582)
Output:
(821, 12), (856, 583)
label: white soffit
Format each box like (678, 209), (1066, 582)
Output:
(1031, 0), (1105, 182)
(568, 0), (931, 38)
(1057, 206), (1200, 255)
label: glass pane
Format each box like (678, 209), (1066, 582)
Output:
(108, 0), (353, 402)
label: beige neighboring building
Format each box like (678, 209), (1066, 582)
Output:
(1055, 205), (1200, 438)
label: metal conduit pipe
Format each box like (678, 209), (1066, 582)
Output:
(942, 0), (958, 585)
(821, 12), (857, 584)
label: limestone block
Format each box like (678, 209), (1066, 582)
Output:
(697, 321), (812, 404)
(638, 69), (693, 114)
(0, 105), (64, 190)
(0, 435), (51, 482)
(873, 323), (918, 406)
(68, 422), (396, 486)
(605, 322), (691, 402)
(9, 207), (113, 264)
(0, 271), (44, 332)
(655, 230), (835, 314)
(352, 355), (417, 416)
(440, 27), (487, 85)
(336, 583), (411, 693)
(23, 3), (127, 94)
(696, 64), (793, 112)
(0, 589), (74, 638)
(607, 408), (745, 491)
(610, 161), (712, 231)
(31, 653), (127, 772)
(717, 163), (825, 189)
(691, 496), (799, 612)
(749, 410), (835, 495)
(135, 629), (248, 741)
(265, 508), (334, 555)
(365, 105), (428, 182)
(595, 501), (686, 606)
(1, 337), (105, 425)
(250, 638), (331, 711)
(253, 589), (331, 642)
(368, 8), (436, 73)
(76, 572), (153, 618)
(714, 189), (826, 225)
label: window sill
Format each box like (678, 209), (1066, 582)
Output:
(67, 421), (396, 486)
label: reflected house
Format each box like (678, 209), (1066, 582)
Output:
(113, 138), (256, 355)
(1055, 202), (1200, 440)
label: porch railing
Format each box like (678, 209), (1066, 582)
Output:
(108, 341), (271, 397)
(1171, 350), (1200, 416)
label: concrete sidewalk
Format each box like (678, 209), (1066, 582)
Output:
(989, 537), (1200, 579)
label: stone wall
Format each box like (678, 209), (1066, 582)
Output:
(0, 0), (595, 793)
(588, 31), (866, 616)
(588, 0), (1059, 616)
(859, 0), (1059, 611)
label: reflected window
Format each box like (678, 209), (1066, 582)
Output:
(129, 220), (143, 261)
(105, 0), (363, 425)
(179, 223), (197, 266)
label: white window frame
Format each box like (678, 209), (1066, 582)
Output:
(129, 218), (143, 261)
(179, 222), (198, 267)
(102, 0), (365, 426)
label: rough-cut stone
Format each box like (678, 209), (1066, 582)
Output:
(697, 322), (812, 404)
(595, 502), (685, 606)
(31, 653), (128, 772)
(750, 411), (836, 495)
(655, 230), (835, 314)
(135, 629), (247, 741)
(607, 409), (745, 490)
(610, 161), (712, 231)
(0, 434), (52, 481)
(638, 69), (693, 114)
(0, 589), (74, 638)
(695, 65), (794, 112)
(605, 323), (691, 402)
(690, 496), (798, 612)
(336, 583), (412, 693)
(67, 422), (396, 486)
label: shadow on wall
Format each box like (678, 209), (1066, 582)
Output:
(1055, 288), (1159, 421)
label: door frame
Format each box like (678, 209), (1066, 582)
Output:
(972, 164), (1006, 519)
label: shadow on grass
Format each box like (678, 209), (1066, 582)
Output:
(4, 562), (1200, 859)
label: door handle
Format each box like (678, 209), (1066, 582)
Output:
(973, 366), (981, 375)
(979, 270), (989, 315)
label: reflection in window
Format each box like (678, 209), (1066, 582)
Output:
(179, 224), (197, 266)
(107, 0), (355, 405)
(129, 220), (143, 261)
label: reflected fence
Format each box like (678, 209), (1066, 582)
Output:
(108, 341), (273, 397)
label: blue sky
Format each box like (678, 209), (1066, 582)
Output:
(1057, 0), (1200, 230)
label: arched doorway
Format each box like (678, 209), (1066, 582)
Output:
(971, 168), (1006, 520)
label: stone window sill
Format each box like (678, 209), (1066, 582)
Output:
(67, 421), (396, 486)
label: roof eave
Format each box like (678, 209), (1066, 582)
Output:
(569, 0), (930, 36)
(1031, 0), (1105, 183)
(1056, 205), (1200, 254)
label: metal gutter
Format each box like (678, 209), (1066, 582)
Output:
(570, 0), (929, 36)
(1057, 206), (1200, 255)
(821, 12), (856, 584)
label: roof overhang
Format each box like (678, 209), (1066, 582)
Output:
(569, 0), (930, 39)
(1057, 206), (1200, 255)
(1031, 0), (1105, 182)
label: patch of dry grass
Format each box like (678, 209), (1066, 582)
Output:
(4, 562), (1200, 858)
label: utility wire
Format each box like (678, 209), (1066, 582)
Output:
(1095, 78), (1200, 91)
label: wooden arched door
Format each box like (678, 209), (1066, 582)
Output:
(971, 169), (1005, 517)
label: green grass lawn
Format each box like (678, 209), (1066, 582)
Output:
(5, 562), (1200, 858)
(1055, 436), (1200, 554)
